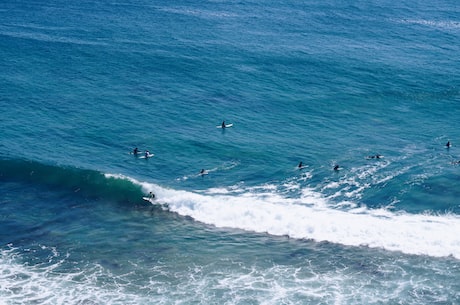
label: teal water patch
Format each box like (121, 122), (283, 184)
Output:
(1, 0), (460, 303)
(0, 159), (145, 204)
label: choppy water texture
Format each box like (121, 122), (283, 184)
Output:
(1, 0), (460, 304)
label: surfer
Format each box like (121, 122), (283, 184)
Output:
(200, 169), (205, 174)
(145, 150), (150, 157)
(149, 192), (155, 199)
(446, 141), (452, 148)
(298, 161), (303, 169)
(367, 154), (383, 159)
(133, 147), (139, 155)
(221, 121), (226, 128)
(333, 164), (340, 171)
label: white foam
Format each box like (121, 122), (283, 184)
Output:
(162, 187), (460, 259)
(399, 18), (460, 31)
(1, 244), (449, 305)
(0, 246), (150, 304)
(108, 174), (460, 259)
(0, 27), (109, 46)
(322, 161), (392, 201)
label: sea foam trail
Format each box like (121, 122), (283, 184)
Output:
(0, 246), (150, 305)
(110, 174), (460, 259)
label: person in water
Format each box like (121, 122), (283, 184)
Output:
(145, 150), (150, 157)
(149, 192), (155, 199)
(133, 147), (139, 155)
(221, 121), (226, 128)
(446, 141), (452, 148)
(333, 164), (340, 171)
(298, 161), (303, 168)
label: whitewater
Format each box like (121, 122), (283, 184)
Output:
(112, 173), (460, 259)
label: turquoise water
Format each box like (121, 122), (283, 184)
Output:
(1, 0), (460, 303)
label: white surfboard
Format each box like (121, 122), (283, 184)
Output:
(216, 123), (233, 128)
(143, 196), (160, 204)
(139, 153), (154, 159)
(143, 197), (169, 209)
(130, 151), (143, 156)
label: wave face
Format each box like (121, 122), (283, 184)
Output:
(2, 158), (460, 260)
(0, 159), (144, 204)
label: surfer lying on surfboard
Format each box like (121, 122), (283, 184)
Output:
(199, 169), (209, 176)
(366, 154), (383, 159)
(297, 161), (308, 170)
(132, 147), (154, 158)
(217, 121), (233, 128)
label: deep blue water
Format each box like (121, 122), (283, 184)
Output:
(1, 0), (460, 303)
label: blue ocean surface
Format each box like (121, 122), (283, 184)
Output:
(1, 0), (460, 303)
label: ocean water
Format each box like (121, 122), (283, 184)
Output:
(1, 0), (460, 303)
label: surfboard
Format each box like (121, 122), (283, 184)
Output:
(139, 153), (154, 159)
(216, 123), (233, 128)
(298, 165), (308, 170)
(143, 196), (160, 204)
(143, 196), (169, 208)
